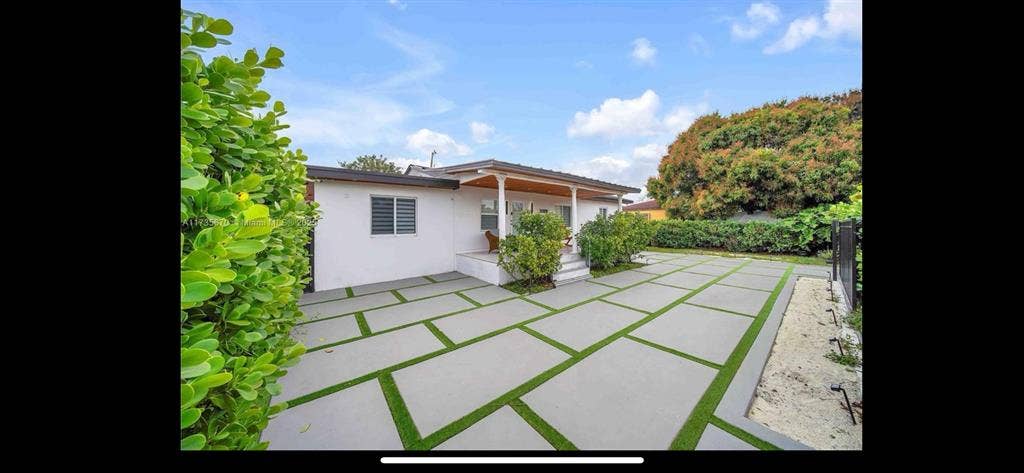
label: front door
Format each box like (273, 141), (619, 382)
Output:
(508, 201), (525, 234)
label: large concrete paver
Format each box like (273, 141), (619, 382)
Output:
(300, 291), (400, 322)
(428, 271), (467, 282)
(631, 303), (752, 365)
(525, 281), (615, 309)
(687, 284), (771, 316)
(792, 264), (831, 279)
(398, 277), (489, 301)
(263, 379), (402, 450)
(461, 285), (518, 305)
(589, 270), (653, 288)
(738, 266), (788, 277)
(434, 405), (553, 450)
(634, 262), (681, 275)
(703, 258), (748, 268)
(433, 298), (550, 344)
(276, 324), (445, 401)
(392, 329), (570, 437)
(363, 293), (474, 333)
(696, 424), (757, 450)
(526, 300), (647, 352)
(653, 271), (717, 290)
(719, 272), (782, 292)
(684, 264), (734, 277)
(602, 283), (690, 313)
(299, 287), (349, 306)
(521, 338), (718, 449)
(746, 260), (791, 269)
(352, 276), (433, 296)
(290, 315), (361, 348)
(663, 257), (707, 266)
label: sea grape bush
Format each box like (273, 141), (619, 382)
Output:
(181, 9), (318, 450)
(498, 213), (568, 285)
(579, 211), (657, 268)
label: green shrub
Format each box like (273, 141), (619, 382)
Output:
(579, 212), (657, 268)
(181, 10), (318, 450)
(498, 213), (566, 285)
(652, 219), (807, 254)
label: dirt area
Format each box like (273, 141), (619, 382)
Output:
(748, 277), (863, 450)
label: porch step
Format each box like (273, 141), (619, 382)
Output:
(560, 259), (588, 271)
(560, 252), (584, 263)
(552, 265), (591, 285)
(553, 272), (592, 287)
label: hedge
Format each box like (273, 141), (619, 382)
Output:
(651, 220), (808, 254)
(181, 10), (318, 450)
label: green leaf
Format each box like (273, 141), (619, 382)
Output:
(181, 83), (204, 105)
(242, 204), (270, 219)
(236, 385), (258, 401)
(235, 218), (274, 239)
(181, 408), (202, 429)
(273, 101), (285, 113)
(265, 46), (285, 59)
(251, 91), (271, 102)
(182, 250), (214, 269)
(181, 175), (208, 190)
(192, 372), (232, 389)
(180, 271), (211, 284)
(189, 338), (218, 352)
(181, 282), (218, 303)
(204, 268), (236, 282)
(181, 433), (206, 450)
(243, 49), (259, 67)
(181, 362), (211, 379)
(180, 32), (191, 50)
(181, 384), (195, 407)
(258, 58), (283, 69)
(244, 331), (265, 342)
(224, 240), (266, 257)
(265, 382), (282, 396)
(207, 19), (233, 35)
(190, 31), (217, 48)
(181, 348), (211, 366)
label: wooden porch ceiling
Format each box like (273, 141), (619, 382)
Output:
(461, 174), (615, 199)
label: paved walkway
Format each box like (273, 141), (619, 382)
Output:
(263, 252), (831, 450)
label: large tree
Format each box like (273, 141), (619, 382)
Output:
(338, 154), (402, 174)
(647, 90), (862, 219)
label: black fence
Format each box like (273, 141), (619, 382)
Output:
(832, 218), (860, 309)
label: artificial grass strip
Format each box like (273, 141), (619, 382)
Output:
(345, 287), (354, 298)
(424, 321), (456, 348)
(392, 289), (408, 303)
(684, 302), (758, 318)
(588, 262), (644, 278)
(354, 312), (371, 337)
(454, 291), (482, 307)
(508, 398), (578, 450)
(715, 283), (774, 293)
(623, 335), (723, 371)
(598, 298), (651, 315)
(668, 266), (793, 450)
(520, 297), (557, 312)
(519, 326), (579, 358)
(423, 275), (437, 283)
(709, 415), (779, 451)
(646, 246), (826, 266)
(378, 373), (423, 450)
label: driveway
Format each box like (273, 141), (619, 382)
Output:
(262, 251), (832, 450)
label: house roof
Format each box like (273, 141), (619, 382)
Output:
(307, 165), (460, 189)
(623, 200), (661, 211)
(406, 159), (640, 194)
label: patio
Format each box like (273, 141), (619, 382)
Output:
(263, 251), (832, 450)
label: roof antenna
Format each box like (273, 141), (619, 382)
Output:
(430, 150), (437, 168)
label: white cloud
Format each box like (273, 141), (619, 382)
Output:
(559, 152), (660, 202)
(764, 0), (861, 54)
(390, 156), (431, 171)
(469, 121), (495, 143)
(405, 129), (472, 158)
(632, 143), (665, 162)
(663, 102), (711, 133)
(689, 33), (712, 56)
(631, 38), (657, 65)
(731, 2), (781, 40)
(387, 0), (407, 11)
(567, 89), (662, 138)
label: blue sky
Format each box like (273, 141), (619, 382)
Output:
(183, 0), (862, 199)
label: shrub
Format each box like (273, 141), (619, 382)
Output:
(497, 213), (566, 285)
(651, 220), (807, 254)
(181, 10), (318, 450)
(579, 212), (657, 268)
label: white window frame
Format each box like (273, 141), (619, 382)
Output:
(599, 208), (608, 217)
(370, 194), (417, 237)
(480, 199), (499, 232)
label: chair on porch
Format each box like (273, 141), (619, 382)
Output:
(485, 230), (500, 253)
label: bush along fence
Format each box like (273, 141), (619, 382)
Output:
(181, 10), (319, 450)
(832, 218), (862, 311)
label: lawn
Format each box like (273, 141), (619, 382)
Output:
(646, 246), (828, 266)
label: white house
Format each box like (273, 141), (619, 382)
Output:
(305, 160), (638, 291)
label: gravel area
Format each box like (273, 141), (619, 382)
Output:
(748, 277), (862, 450)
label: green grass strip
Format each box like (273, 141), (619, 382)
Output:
(392, 289), (408, 303)
(669, 266), (793, 450)
(378, 373), (423, 450)
(715, 282), (773, 293)
(345, 287), (354, 298)
(508, 398), (578, 450)
(708, 416), (779, 451)
(646, 246), (826, 266)
(354, 312), (371, 336)
(519, 326), (579, 357)
(598, 298), (651, 314)
(455, 291), (482, 307)
(424, 321), (455, 348)
(423, 275), (438, 283)
(624, 335), (723, 370)
(684, 302), (757, 318)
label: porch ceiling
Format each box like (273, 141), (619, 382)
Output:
(461, 174), (616, 200)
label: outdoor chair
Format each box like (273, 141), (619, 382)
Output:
(485, 230), (500, 253)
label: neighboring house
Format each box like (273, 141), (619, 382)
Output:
(622, 200), (667, 221)
(305, 160), (637, 291)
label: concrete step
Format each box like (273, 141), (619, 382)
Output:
(552, 266), (591, 283)
(553, 273), (592, 287)
(560, 259), (588, 271)
(560, 252), (584, 263)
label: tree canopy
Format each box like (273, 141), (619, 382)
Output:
(338, 154), (402, 174)
(646, 90), (862, 219)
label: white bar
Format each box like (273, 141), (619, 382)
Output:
(497, 174), (507, 240)
(381, 457), (644, 464)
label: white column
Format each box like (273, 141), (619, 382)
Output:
(617, 194), (623, 212)
(570, 185), (579, 253)
(496, 174), (507, 240)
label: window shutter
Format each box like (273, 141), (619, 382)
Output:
(396, 198), (416, 234)
(371, 197), (394, 235)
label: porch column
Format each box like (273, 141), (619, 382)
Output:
(496, 174), (507, 240)
(617, 194), (623, 212)
(570, 185), (579, 253)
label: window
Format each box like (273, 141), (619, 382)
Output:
(481, 199), (498, 231)
(371, 196), (416, 235)
(599, 208), (607, 217)
(640, 212), (651, 220)
(555, 205), (572, 226)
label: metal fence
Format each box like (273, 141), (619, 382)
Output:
(832, 218), (860, 310)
